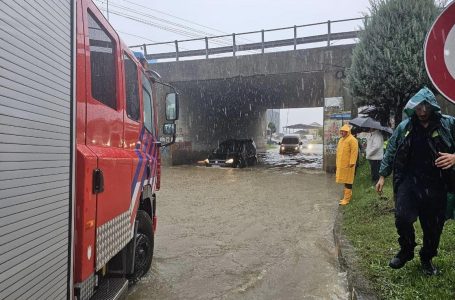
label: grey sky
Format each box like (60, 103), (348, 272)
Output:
(95, 0), (372, 47)
(279, 108), (324, 131)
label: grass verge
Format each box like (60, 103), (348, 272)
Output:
(341, 159), (455, 299)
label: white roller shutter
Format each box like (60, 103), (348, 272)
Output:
(0, 0), (74, 299)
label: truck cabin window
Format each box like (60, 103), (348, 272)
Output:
(123, 53), (140, 121)
(142, 74), (154, 133)
(88, 11), (116, 109)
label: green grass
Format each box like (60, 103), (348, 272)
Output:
(341, 159), (455, 299)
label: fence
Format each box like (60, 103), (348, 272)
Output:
(130, 17), (367, 61)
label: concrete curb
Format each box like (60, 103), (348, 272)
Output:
(333, 209), (378, 300)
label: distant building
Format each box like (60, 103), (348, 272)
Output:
(309, 122), (322, 127)
(283, 122), (322, 139)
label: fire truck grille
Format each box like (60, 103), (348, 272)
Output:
(96, 211), (132, 270)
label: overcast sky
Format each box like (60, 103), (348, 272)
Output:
(94, 0), (372, 47)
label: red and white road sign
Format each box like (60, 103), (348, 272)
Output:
(425, 1), (455, 103)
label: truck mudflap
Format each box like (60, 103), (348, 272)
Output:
(153, 215), (157, 233)
(152, 193), (157, 233)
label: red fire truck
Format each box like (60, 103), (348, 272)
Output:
(0, 0), (178, 299)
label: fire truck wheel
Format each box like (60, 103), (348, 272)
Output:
(130, 210), (154, 282)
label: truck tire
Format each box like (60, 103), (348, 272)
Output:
(129, 210), (154, 282)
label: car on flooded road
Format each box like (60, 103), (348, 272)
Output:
(205, 139), (257, 168)
(279, 134), (303, 154)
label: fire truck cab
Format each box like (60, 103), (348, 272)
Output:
(0, 0), (178, 299)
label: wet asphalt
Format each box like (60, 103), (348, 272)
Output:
(128, 144), (348, 299)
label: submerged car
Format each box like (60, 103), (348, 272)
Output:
(205, 139), (257, 168)
(279, 134), (303, 154)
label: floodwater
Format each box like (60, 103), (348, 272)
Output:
(258, 144), (323, 170)
(128, 144), (348, 300)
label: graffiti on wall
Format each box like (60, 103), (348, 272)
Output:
(323, 97), (351, 156)
(324, 120), (341, 155)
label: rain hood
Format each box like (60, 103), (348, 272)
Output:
(403, 87), (441, 118)
(340, 124), (351, 136)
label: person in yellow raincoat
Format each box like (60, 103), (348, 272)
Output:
(336, 124), (359, 205)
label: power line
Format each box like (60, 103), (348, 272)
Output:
(94, 0), (260, 54)
(97, 7), (208, 41)
(121, 0), (229, 35)
(113, 2), (230, 41)
(116, 0), (256, 44)
(95, 0), (233, 46)
(103, 2), (234, 45)
(106, 9), (230, 47)
(117, 30), (157, 43)
(97, 7), (235, 49)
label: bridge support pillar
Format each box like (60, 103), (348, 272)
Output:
(322, 71), (353, 173)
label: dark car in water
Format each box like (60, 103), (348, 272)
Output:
(205, 139), (257, 168)
(279, 134), (303, 154)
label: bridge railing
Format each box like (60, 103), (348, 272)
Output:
(130, 17), (367, 62)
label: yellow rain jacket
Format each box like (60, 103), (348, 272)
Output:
(336, 124), (359, 184)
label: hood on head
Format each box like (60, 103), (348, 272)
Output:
(403, 87), (440, 117)
(340, 124), (351, 136)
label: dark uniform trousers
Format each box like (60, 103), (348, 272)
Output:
(395, 177), (447, 260)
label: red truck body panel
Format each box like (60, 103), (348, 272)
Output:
(74, 0), (160, 287)
(74, 146), (97, 282)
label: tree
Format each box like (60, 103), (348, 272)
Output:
(346, 0), (443, 126)
(267, 122), (276, 141)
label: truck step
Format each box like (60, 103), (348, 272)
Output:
(91, 278), (128, 300)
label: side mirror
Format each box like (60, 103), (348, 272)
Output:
(163, 123), (176, 135)
(278, 142), (281, 145)
(160, 123), (176, 147)
(165, 93), (179, 121)
(299, 142), (303, 145)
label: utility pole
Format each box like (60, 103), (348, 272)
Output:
(106, 0), (109, 20)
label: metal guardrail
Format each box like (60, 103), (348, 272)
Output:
(130, 17), (367, 61)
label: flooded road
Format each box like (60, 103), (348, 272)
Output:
(258, 144), (323, 170)
(128, 144), (348, 300)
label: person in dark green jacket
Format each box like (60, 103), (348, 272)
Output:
(376, 87), (455, 275)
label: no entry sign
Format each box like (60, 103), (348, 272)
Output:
(425, 2), (455, 103)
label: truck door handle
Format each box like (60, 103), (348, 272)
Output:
(93, 169), (104, 194)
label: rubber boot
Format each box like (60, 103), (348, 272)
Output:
(339, 188), (352, 206)
(339, 188), (348, 205)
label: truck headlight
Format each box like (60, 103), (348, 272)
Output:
(204, 158), (209, 164)
(295, 146), (299, 150)
(225, 158), (234, 164)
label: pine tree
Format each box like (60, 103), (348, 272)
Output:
(347, 0), (443, 126)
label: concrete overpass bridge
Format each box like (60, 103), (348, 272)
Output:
(131, 18), (364, 170)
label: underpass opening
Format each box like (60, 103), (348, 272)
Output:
(167, 71), (325, 166)
(263, 108), (324, 170)
(152, 45), (356, 172)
